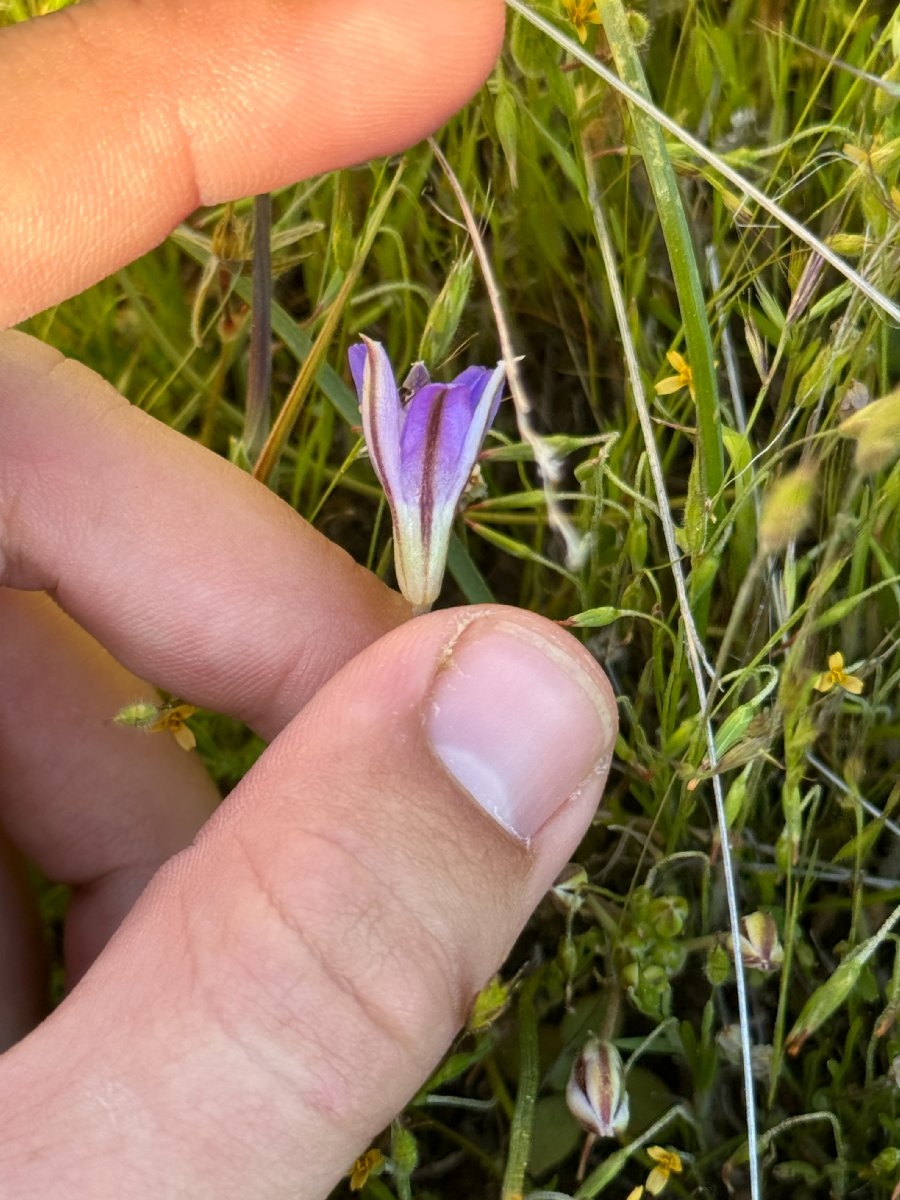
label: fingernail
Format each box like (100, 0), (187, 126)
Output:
(425, 618), (616, 841)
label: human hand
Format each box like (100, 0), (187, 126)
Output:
(0, 2), (618, 1196)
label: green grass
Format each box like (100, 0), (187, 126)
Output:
(11, 0), (900, 1196)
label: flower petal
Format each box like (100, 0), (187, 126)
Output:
(399, 364), (503, 507)
(352, 337), (403, 496)
(454, 360), (506, 484)
(840, 673), (864, 696)
(348, 342), (367, 395)
(827, 651), (845, 673)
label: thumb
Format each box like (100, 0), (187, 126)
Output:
(0, 607), (617, 1199)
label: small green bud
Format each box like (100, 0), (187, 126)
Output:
(656, 941), (688, 976)
(558, 936), (579, 980)
(871, 1146), (900, 1177)
(706, 941), (732, 987)
(838, 386), (900, 474)
(468, 973), (512, 1033)
(649, 895), (689, 939)
(626, 10), (650, 45)
(625, 510), (648, 571)
(418, 254), (474, 366)
(550, 862), (588, 914)
(626, 964), (672, 1021)
(824, 232), (871, 257)
(758, 463), (818, 554)
(390, 1124), (419, 1177)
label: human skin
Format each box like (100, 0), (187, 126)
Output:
(0, 2), (618, 1196)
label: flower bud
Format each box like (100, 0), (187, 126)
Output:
(550, 862), (589, 914)
(566, 1037), (630, 1140)
(757, 463), (817, 554)
(785, 951), (865, 1056)
(706, 941), (732, 987)
(418, 254), (474, 366)
(468, 974), (512, 1034)
(730, 911), (784, 973)
(838, 386), (900, 474)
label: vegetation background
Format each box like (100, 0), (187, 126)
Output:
(6, 0), (900, 1195)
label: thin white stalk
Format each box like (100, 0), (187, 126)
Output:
(807, 752), (900, 842)
(583, 154), (761, 1200)
(505, 0), (900, 327)
(428, 138), (589, 570)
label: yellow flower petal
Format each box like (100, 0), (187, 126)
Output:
(827, 651), (845, 673)
(645, 1166), (670, 1195)
(647, 1146), (683, 1172)
(840, 673), (865, 696)
(349, 1149), (384, 1191)
(665, 350), (689, 373)
(654, 376), (685, 395)
(813, 672), (836, 693)
(172, 724), (197, 752)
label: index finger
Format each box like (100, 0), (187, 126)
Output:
(0, 0), (505, 325)
(0, 330), (408, 738)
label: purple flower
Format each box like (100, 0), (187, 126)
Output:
(349, 337), (505, 613)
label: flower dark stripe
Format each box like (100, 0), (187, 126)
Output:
(364, 340), (393, 489)
(418, 385), (451, 562)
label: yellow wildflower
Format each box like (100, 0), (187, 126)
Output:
(349, 1148), (385, 1191)
(645, 1145), (684, 1196)
(562, 0), (602, 43)
(626, 1188), (646, 1200)
(114, 699), (198, 751)
(654, 350), (695, 400)
(150, 704), (198, 751)
(813, 652), (864, 696)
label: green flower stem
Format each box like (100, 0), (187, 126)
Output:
(596, 0), (724, 521)
(244, 192), (273, 465)
(501, 972), (540, 1200)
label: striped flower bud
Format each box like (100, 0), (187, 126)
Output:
(566, 1036), (630, 1140)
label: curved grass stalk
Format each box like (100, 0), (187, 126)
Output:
(428, 138), (589, 572)
(581, 145), (761, 1200)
